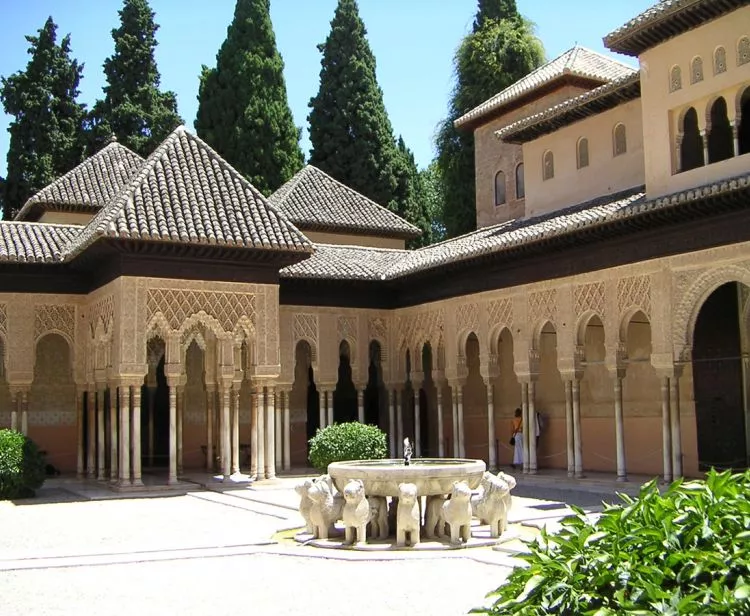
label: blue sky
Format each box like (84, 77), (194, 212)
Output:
(0, 0), (654, 176)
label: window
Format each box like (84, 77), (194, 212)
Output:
(542, 151), (554, 181)
(714, 47), (727, 75)
(680, 107), (704, 172)
(738, 36), (750, 66)
(576, 137), (589, 169)
(708, 97), (734, 163)
(740, 87), (750, 155)
(670, 65), (682, 92)
(691, 56), (704, 84)
(613, 124), (627, 157)
(515, 163), (525, 199)
(494, 170), (506, 206)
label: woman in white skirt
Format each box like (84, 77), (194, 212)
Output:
(511, 407), (523, 469)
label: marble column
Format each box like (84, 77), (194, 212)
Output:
(326, 390), (333, 427)
(732, 123), (740, 158)
(388, 388), (396, 457)
(233, 386), (241, 475)
(318, 390), (326, 430)
(118, 386), (131, 486)
(265, 386), (276, 480)
(437, 385), (445, 458)
(168, 382), (177, 485)
(20, 389), (28, 436)
(486, 382), (496, 470)
(413, 385), (421, 457)
(110, 384), (118, 482)
(670, 376), (683, 478)
(10, 390), (18, 431)
(97, 388), (106, 480)
(255, 386), (265, 480)
(147, 387), (156, 468)
(457, 384), (465, 458)
(86, 389), (96, 478)
(283, 390), (291, 471)
(396, 389), (404, 457)
(221, 385), (231, 477)
(250, 385), (258, 479)
(76, 388), (85, 478)
(521, 381), (530, 474)
(206, 386), (215, 472)
(564, 380), (574, 477)
(661, 376), (673, 483)
(614, 376), (627, 482)
(357, 388), (365, 424)
(451, 386), (459, 457)
(177, 386), (184, 475)
(528, 380), (538, 475)
(700, 129), (709, 165)
(132, 385), (143, 487)
(274, 390), (282, 469)
(572, 379), (583, 478)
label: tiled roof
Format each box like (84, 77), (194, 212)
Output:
(269, 165), (421, 239)
(496, 72), (641, 144)
(281, 243), (408, 281)
(0, 222), (81, 263)
(604, 0), (744, 57)
(15, 142), (144, 222)
(64, 127), (313, 260)
(455, 46), (636, 129)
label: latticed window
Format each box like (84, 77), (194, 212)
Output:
(494, 170), (506, 206)
(577, 137), (589, 169)
(714, 47), (727, 75)
(738, 36), (750, 66)
(670, 65), (682, 92)
(613, 124), (627, 157)
(515, 163), (525, 199)
(691, 56), (704, 84)
(542, 151), (554, 181)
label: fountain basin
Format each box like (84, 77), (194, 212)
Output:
(328, 458), (486, 497)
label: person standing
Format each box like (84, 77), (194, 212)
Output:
(511, 408), (523, 470)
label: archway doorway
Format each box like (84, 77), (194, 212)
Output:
(420, 343), (435, 457)
(364, 340), (386, 428)
(463, 332), (488, 462)
(692, 282), (748, 470)
(333, 340), (357, 423)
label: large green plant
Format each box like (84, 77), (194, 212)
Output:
(0, 429), (46, 499)
(308, 422), (388, 472)
(475, 470), (750, 615)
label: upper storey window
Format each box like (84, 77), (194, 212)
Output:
(494, 170), (506, 206)
(708, 97), (734, 163)
(680, 107), (704, 172)
(613, 124), (627, 157)
(738, 36), (750, 66)
(576, 138), (589, 169)
(714, 47), (727, 75)
(740, 87), (750, 155)
(515, 163), (525, 199)
(691, 57), (704, 84)
(670, 66), (682, 92)
(542, 151), (554, 181)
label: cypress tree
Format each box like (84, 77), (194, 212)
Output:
(436, 0), (544, 238)
(195, 0), (303, 195)
(419, 161), (447, 243)
(89, 0), (182, 157)
(308, 0), (399, 210)
(393, 137), (431, 249)
(1, 17), (86, 219)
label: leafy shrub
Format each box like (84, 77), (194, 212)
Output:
(308, 422), (388, 472)
(0, 429), (46, 499)
(475, 470), (750, 615)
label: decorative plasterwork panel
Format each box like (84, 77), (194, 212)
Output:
(397, 309), (444, 349)
(574, 282), (605, 317)
(488, 298), (513, 329)
(146, 289), (256, 333)
(456, 302), (479, 334)
(368, 317), (387, 343)
(528, 289), (557, 324)
(28, 411), (76, 426)
(617, 275), (651, 317)
(88, 295), (115, 338)
(293, 314), (318, 361)
(337, 316), (357, 345)
(34, 304), (76, 344)
(0, 303), (6, 336)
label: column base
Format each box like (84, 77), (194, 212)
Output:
(616, 475), (628, 483)
(574, 472), (585, 479)
(567, 470), (574, 477)
(528, 469), (537, 475)
(168, 478), (179, 486)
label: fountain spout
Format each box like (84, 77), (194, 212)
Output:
(403, 438), (413, 466)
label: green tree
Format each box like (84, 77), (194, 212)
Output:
(1, 17), (86, 219)
(392, 137), (431, 248)
(436, 0), (544, 238)
(419, 161), (447, 243)
(89, 0), (182, 157)
(308, 0), (399, 210)
(195, 0), (303, 195)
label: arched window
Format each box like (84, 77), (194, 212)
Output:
(680, 107), (704, 172)
(542, 151), (554, 181)
(494, 170), (506, 206)
(708, 97), (734, 163)
(738, 36), (750, 66)
(714, 47), (727, 75)
(670, 65), (682, 92)
(739, 87), (750, 155)
(576, 137), (589, 169)
(515, 163), (525, 199)
(613, 124), (627, 157)
(691, 56), (704, 84)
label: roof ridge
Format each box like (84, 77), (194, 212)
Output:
(313, 242), (410, 254)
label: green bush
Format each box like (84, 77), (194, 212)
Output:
(474, 470), (750, 615)
(0, 429), (46, 499)
(308, 422), (388, 472)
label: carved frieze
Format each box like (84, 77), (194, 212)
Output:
(34, 304), (76, 344)
(146, 288), (256, 332)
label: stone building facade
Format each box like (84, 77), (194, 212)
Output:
(1, 0), (749, 487)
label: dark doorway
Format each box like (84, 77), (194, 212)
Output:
(681, 107), (704, 172)
(708, 97), (734, 164)
(692, 282), (748, 470)
(364, 340), (384, 426)
(306, 365), (319, 441)
(420, 343), (434, 457)
(143, 355), (170, 468)
(740, 87), (750, 155)
(333, 340), (357, 423)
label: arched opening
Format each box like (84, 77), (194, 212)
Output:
(680, 107), (704, 172)
(364, 341), (385, 429)
(576, 137), (589, 169)
(613, 124), (627, 157)
(290, 340), (319, 465)
(402, 349), (415, 447)
(542, 151), (554, 181)
(420, 343), (435, 457)
(463, 332), (487, 462)
(494, 170), (506, 206)
(182, 339), (207, 471)
(515, 163), (525, 199)
(142, 337), (167, 471)
(708, 97), (734, 164)
(29, 333), (75, 472)
(333, 340), (357, 423)
(622, 311), (662, 476)
(739, 87), (750, 155)
(535, 322), (565, 470)
(692, 282), (748, 470)
(492, 328), (520, 467)
(579, 315), (613, 472)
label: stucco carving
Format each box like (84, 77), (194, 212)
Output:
(574, 282), (605, 318)
(488, 298), (513, 330)
(368, 316), (387, 342)
(617, 275), (651, 318)
(0, 303), (7, 336)
(146, 288), (257, 332)
(88, 295), (115, 339)
(457, 302), (479, 335)
(397, 309), (444, 350)
(293, 313), (318, 359)
(34, 304), (76, 345)
(337, 316), (357, 347)
(528, 289), (557, 325)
